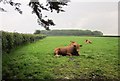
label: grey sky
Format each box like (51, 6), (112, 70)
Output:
(0, 0), (119, 35)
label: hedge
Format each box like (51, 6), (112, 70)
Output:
(2, 31), (46, 53)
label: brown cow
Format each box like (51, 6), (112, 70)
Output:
(54, 41), (82, 56)
(85, 39), (92, 44)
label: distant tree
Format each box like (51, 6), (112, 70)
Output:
(0, 0), (70, 30)
(84, 30), (93, 36)
(41, 30), (103, 36)
(93, 31), (103, 36)
(34, 30), (41, 34)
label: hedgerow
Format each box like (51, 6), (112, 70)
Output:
(2, 31), (46, 53)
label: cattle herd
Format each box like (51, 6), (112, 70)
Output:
(54, 39), (92, 57)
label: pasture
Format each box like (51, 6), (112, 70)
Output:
(2, 36), (119, 80)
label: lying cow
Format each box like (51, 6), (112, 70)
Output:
(85, 39), (92, 44)
(54, 41), (82, 56)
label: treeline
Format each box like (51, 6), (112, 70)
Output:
(41, 30), (103, 36)
(2, 31), (46, 53)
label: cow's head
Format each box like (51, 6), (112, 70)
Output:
(70, 41), (82, 52)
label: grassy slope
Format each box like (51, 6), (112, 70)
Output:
(2, 36), (119, 79)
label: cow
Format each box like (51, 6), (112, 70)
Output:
(85, 39), (92, 44)
(54, 41), (82, 56)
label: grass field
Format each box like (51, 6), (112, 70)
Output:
(2, 36), (120, 80)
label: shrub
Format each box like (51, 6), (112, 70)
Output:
(2, 31), (46, 53)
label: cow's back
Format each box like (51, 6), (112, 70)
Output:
(60, 46), (74, 54)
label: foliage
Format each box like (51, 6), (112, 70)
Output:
(41, 30), (103, 36)
(0, 0), (70, 30)
(2, 36), (119, 80)
(29, 0), (70, 30)
(0, 0), (22, 14)
(2, 31), (46, 53)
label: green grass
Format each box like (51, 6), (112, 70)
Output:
(2, 36), (119, 80)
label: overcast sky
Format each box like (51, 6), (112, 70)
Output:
(0, 0), (119, 35)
